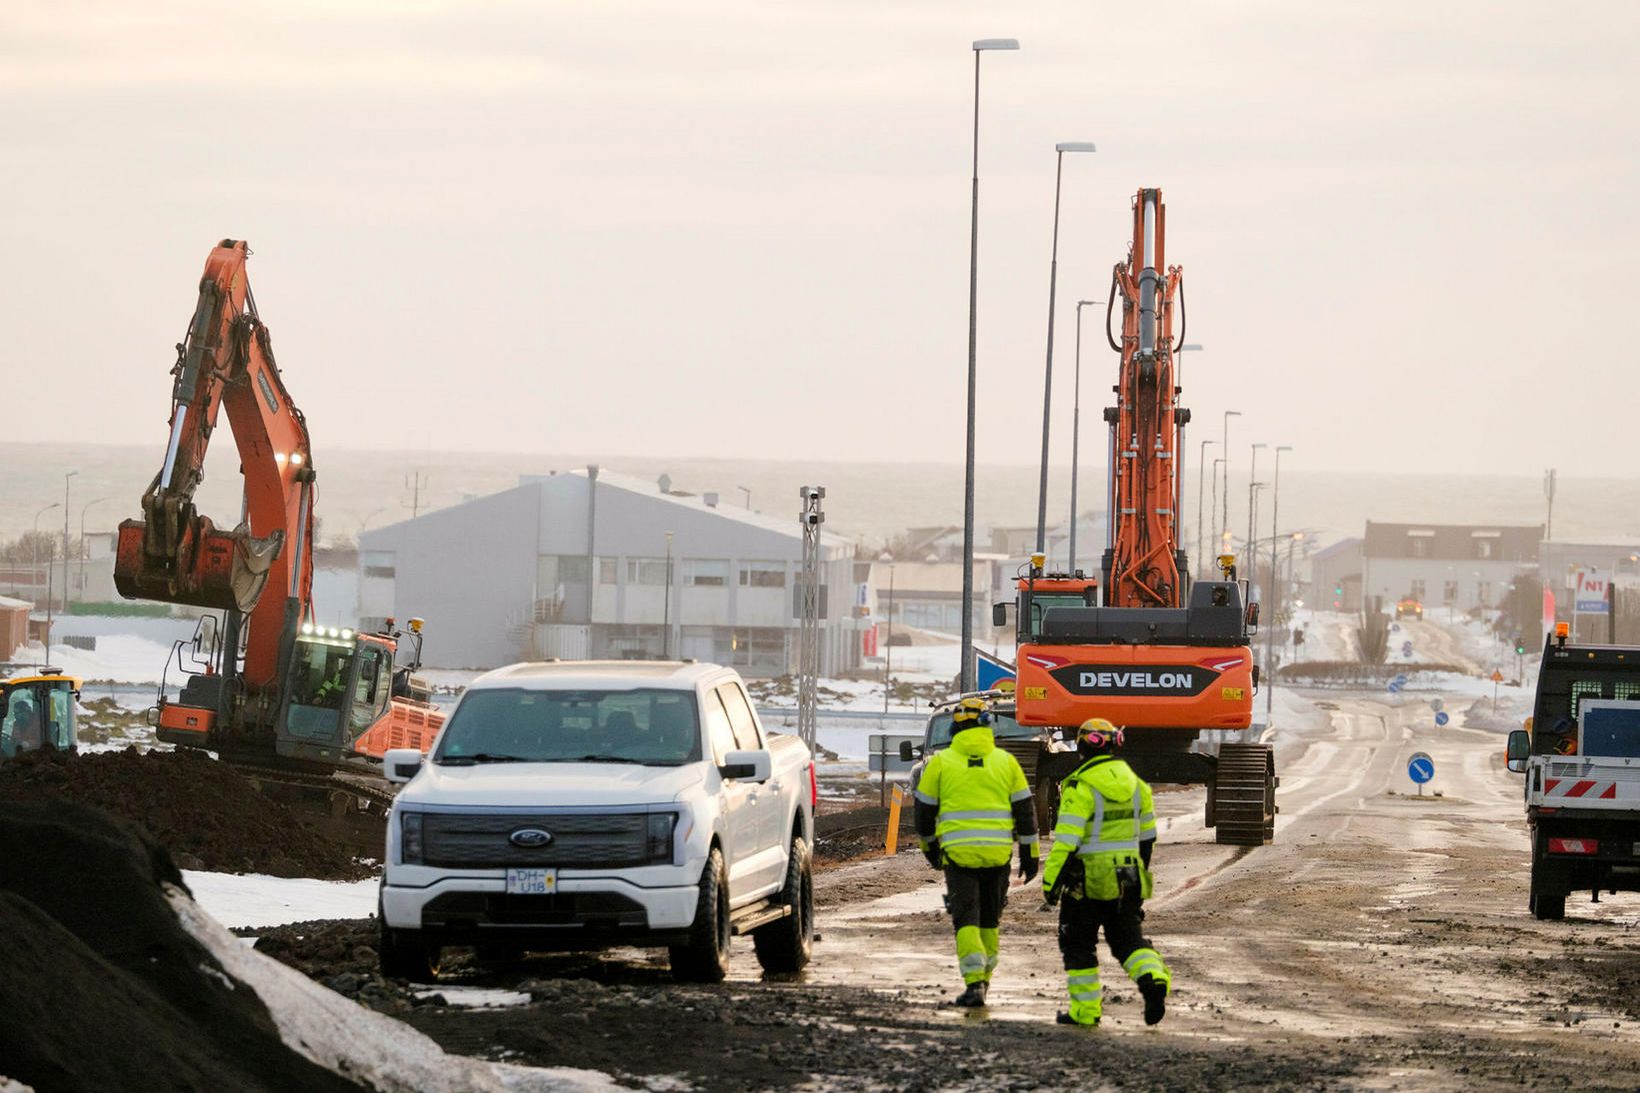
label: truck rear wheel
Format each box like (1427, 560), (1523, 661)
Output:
(753, 836), (814, 973)
(1530, 840), (1567, 921)
(671, 847), (731, 983)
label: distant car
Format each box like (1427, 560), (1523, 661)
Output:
(1395, 599), (1424, 620)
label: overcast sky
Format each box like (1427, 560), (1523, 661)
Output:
(3, 1), (1635, 477)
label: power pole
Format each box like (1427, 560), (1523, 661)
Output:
(405, 471), (429, 519)
(1544, 468), (1557, 543)
(797, 486), (825, 753)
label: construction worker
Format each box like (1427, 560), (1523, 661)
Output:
(914, 696), (1039, 1008)
(1041, 718), (1170, 1028)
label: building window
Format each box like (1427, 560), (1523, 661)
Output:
(599, 558), (618, 584)
(1443, 579), (1458, 603)
(1475, 539), (1496, 560)
(626, 559), (670, 585)
(739, 562), (786, 588)
(361, 551), (395, 579)
(1410, 579), (1426, 601)
(558, 556), (589, 584)
(1477, 581), (1491, 605)
(1408, 538), (1431, 558)
(684, 559), (729, 587)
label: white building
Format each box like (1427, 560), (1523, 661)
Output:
(357, 469), (860, 675)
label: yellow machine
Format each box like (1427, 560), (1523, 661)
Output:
(0, 669), (81, 759)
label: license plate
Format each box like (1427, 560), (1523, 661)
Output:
(506, 867), (557, 895)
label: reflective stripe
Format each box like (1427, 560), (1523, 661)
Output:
(1016, 835), (1037, 846)
(938, 809), (1013, 822)
(1057, 809), (1091, 823)
(1139, 832), (1157, 843)
(1009, 787), (1034, 802)
(1077, 838), (1140, 855)
(1052, 834), (1081, 849)
(914, 789), (938, 805)
(1068, 985), (1103, 998)
(939, 830), (1015, 846)
(1139, 811), (1156, 826)
(1065, 973), (1101, 986)
(1053, 819), (1088, 836)
(958, 953), (989, 973)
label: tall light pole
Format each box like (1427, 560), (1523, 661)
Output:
(1264, 446), (1292, 721)
(738, 486), (752, 510)
(879, 552), (896, 715)
(662, 531), (675, 658)
(1068, 298), (1102, 573)
(960, 36), (1020, 693)
(1196, 439), (1216, 579)
(78, 496), (109, 606)
(1247, 482), (1267, 582)
(1209, 458), (1225, 563)
(1219, 410), (1241, 550)
(1034, 141), (1097, 559)
(1245, 444), (1265, 572)
(60, 471), (77, 609)
(32, 502), (59, 610)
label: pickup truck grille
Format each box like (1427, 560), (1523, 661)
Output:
(422, 812), (653, 869)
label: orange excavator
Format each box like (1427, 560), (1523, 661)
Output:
(1008, 190), (1277, 845)
(115, 241), (442, 792)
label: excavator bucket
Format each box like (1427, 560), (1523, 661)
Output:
(114, 516), (282, 614)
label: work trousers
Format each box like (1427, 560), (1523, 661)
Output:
(944, 863), (1010, 985)
(1057, 894), (1170, 1024)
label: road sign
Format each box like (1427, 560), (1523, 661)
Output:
(1407, 751), (1435, 786)
(1394, 674), (1408, 687)
(1576, 571), (1609, 615)
(1387, 681), (1403, 695)
(1434, 711), (1450, 727)
(975, 650), (1016, 692)
(1402, 640), (1413, 656)
(1429, 698), (1444, 712)
(1490, 669), (1504, 682)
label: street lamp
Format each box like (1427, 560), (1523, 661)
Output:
(879, 551), (896, 716)
(1033, 141), (1097, 559)
(1068, 298), (1103, 573)
(31, 503), (59, 607)
(1209, 458), (1225, 566)
(1245, 444), (1266, 575)
(1219, 410), (1241, 551)
(738, 486), (752, 510)
(663, 531), (675, 659)
(1196, 438), (1215, 579)
(1264, 446), (1292, 720)
(60, 471), (77, 610)
(78, 496), (109, 606)
(960, 35), (1020, 693)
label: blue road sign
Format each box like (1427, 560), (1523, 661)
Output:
(975, 650), (1016, 692)
(1387, 681), (1403, 694)
(1402, 641), (1414, 656)
(1434, 711), (1450, 727)
(1394, 674), (1408, 687)
(1407, 752), (1435, 784)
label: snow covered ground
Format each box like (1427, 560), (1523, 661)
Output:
(11, 634), (179, 685)
(185, 871), (380, 929)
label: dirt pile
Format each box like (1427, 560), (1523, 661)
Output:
(0, 800), (361, 1093)
(0, 748), (371, 880)
(814, 802), (915, 865)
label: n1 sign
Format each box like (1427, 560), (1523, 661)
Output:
(1576, 571), (1609, 616)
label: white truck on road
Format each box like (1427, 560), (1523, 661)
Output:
(378, 660), (815, 982)
(1508, 631), (1640, 920)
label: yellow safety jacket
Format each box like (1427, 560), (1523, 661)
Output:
(1042, 755), (1157, 900)
(914, 725), (1036, 869)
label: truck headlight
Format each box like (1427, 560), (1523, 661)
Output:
(647, 812), (677, 864)
(401, 812), (424, 865)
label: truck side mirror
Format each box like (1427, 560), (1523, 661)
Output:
(1251, 663), (1261, 690)
(382, 747), (423, 784)
(1245, 601), (1260, 628)
(1505, 729), (1530, 774)
(721, 749), (772, 783)
(992, 603), (1008, 627)
(899, 740), (917, 762)
(192, 614), (218, 658)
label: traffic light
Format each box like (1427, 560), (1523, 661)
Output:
(1513, 635), (1527, 655)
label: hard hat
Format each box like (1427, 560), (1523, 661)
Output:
(1076, 717), (1124, 752)
(951, 696), (992, 729)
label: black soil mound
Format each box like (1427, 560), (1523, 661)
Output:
(0, 748), (370, 880)
(0, 800), (361, 1093)
(814, 803), (916, 864)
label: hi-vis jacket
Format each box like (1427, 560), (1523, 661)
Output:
(1042, 755), (1158, 900)
(913, 725), (1039, 869)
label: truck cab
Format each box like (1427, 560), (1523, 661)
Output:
(1508, 627), (1640, 919)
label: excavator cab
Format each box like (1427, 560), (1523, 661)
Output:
(275, 626), (396, 761)
(0, 670), (81, 760)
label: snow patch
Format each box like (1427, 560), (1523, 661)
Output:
(183, 871), (380, 929)
(414, 987), (531, 1009)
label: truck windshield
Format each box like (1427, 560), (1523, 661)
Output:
(435, 687), (701, 766)
(1582, 704), (1640, 758)
(927, 709), (1036, 750)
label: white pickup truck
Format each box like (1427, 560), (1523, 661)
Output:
(1507, 634), (1640, 920)
(378, 660), (815, 982)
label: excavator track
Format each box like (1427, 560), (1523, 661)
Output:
(1210, 742), (1278, 846)
(230, 759), (398, 861)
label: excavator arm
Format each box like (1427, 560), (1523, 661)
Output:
(115, 240), (315, 693)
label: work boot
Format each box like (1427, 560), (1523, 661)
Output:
(952, 982), (988, 1008)
(1139, 975), (1167, 1026)
(1056, 1011), (1098, 1027)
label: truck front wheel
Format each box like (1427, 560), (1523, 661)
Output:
(753, 835), (814, 973)
(671, 847), (731, 983)
(378, 904), (443, 981)
(1529, 839), (1567, 921)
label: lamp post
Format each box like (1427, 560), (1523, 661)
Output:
(738, 486), (752, 510)
(1247, 482), (1267, 579)
(60, 471), (77, 610)
(879, 552), (895, 715)
(1068, 298), (1102, 573)
(78, 496), (109, 606)
(1219, 410), (1241, 551)
(960, 35), (1020, 694)
(32, 502), (59, 613)
(1196, 438), (1216, 579)
(1245, 444), (1265, 574)
(1264, 447), (1292, 720)
(1209, 458), (1225, 564)
(1033, 141), (1097, 560)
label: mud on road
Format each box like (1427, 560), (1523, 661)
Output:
(253, 691), (1640, 1090)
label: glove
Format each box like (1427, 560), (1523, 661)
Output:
(1019, 852), (1039, 884)
(922, 842), (944, 871)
